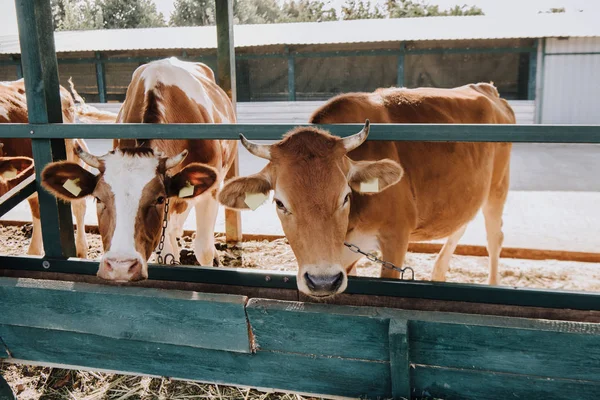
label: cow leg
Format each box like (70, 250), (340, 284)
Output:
(26, 196), (43, 256)
(431, 224), (467, 282)
(484, 145), (510, 285)
(72, 199), (88, 258)
(161, 199), (192, 264)
(193, 193), (219, 267)
(378, 232), (409, 279)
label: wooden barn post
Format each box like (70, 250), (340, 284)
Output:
(14, 0), (76, 258)
(216, 0), (242, 243)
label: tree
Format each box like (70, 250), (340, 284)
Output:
(386, 0), (483, 18)
(234, 0), (284, 25)
(52, 0), (104, 31)
(341, 0), (384, 20)
(170, 0), (215, 26)
(279, 0), (338, 23)
(101, 0), (166, 29)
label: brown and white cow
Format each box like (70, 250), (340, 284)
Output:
(40, 57), (236, 281)
(0, 79), (91, 258)
(219, 83), (514, 297)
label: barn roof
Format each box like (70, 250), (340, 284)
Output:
(0, 12), (597, 55)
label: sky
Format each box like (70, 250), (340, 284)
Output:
(0, 0), (599, 35)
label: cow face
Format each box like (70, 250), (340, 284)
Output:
(41, 144), (218, 282)
(219, 121), (403, 297)
(0, 155), (34, 196)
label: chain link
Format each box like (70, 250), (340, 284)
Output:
(155, 198), (180, 265)
(344, 242), (414, 280)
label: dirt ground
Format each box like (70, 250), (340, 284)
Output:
(1, 223), (599, 399)
(2, 224), (600, 292)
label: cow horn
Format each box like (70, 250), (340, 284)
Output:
(240, 134), (272, 160)
(74, 141), (101, 169)
(166, 150), (188, 170)
(342, 120), (370, 152)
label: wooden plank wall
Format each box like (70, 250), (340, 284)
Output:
(91, 100), (536, 125)
(1, 277), (599, 399)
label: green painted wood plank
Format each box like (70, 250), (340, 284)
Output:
(0, 373), (16, 400)
(95, 52), (106, 103)
(15, 0), (76, 258)
(528, 39), (538, 100)
(388, 319), (410, 400)
(3, 256), (600, 312)
(0, 325), (391, 399)
(0, 175), (36, 218)
(0, 277), (250, 352)
(412, 365), (600, 400)
(410, 320), (600, 382)
(1, 123), (600, 143)
(215, 0), (236, 106)
(246, 298), (390, 361)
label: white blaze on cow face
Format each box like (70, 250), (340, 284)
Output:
(98, 151), (160, 282)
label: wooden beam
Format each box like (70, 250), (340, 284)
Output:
(286, 46), (296, 101)
(95, 52), (107, 103)
(216, 0), (242, 243)
(389, 319), (410, 399)
(396, 42), (405, 87)
(14, 0), (76, 258)
(0, 175), (36, 218)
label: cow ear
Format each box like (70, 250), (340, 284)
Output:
(348, 159), (403, 195)
(42, 161), (97, 201)
(0, 157), (34, 185)
(218, 172), (272, 210)
(168, 163), (218, 199)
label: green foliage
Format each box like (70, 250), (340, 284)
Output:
(341, 0), (385, 20)
(386, 0), (483, 18)
(51, 0), (104, 30)
(170, 0), (215, 26)
(279, 0), (338, 23)
(234, 0), (284, 25)
(101, 0), (166, 29)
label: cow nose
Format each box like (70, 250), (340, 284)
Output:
(100, 258), (145, 282)
(304, 272), (344, 294)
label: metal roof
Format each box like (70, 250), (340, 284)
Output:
(0, 13), (598, 55)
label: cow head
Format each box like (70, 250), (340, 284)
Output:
(0, 155), (34, 196)
(219, 121), (403, 297)
(41, 144), (218, 282)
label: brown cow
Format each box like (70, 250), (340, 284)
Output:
(219, 83), (514, 297)
(0, 79), (91, 258)
(40, 57), (236, 282)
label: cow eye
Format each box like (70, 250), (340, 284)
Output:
(343, 193), (351, 206)
(156, 196), (166, 205)
(274, 199), (288, 213)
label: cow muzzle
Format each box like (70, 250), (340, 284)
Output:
(298, 264), (347, 297)
(98, 253), (147, 282)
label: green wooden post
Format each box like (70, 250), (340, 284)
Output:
(215, 0), (242, 244)
(528, 40), (538, 101)
(15, 0), (76, 258)
(535, 38), (546, 124)
(389, 319), (411, 399)
(95, 52), (107, 103)
(286, 46), (296, 101)
(0, 373), (16, 400)
(396, 42), (405, 88)
(11, 56), (23, 79)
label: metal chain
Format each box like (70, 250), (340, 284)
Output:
(344, 242), (415, 280)
(155, 198), (180, 265)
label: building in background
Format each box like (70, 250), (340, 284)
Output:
(0, 13), (597, 124)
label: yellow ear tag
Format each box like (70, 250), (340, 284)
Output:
(179, 181), (195, 198)
(244, 192), (268, 211)
(360, 178), (379, 193)
(63, 178), (82, 197)
(1, 167), (18, 180)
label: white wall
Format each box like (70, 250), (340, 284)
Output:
(541, 37), (600, 124)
